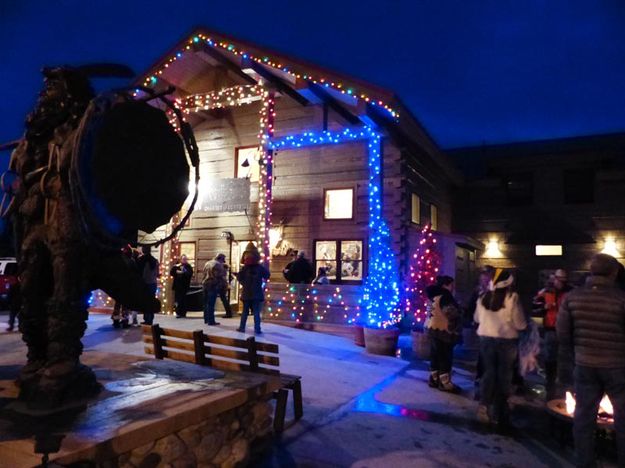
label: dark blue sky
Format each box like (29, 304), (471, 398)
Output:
(2, 0), (625, 151)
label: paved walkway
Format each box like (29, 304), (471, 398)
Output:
(0, 312), (613, 467)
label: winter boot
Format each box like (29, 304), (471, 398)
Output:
(428, 371), (439, 388)
(477, 405), (491, 424)
(438, 373), (461, 393)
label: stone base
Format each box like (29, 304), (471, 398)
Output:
(0, 351), (280, 467)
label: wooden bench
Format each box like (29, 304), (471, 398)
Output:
(141, 324), (303, 433)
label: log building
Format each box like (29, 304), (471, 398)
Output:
(138, 28), (475, 325)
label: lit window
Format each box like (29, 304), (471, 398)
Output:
(324, 189), (354, 220)
(235, 146), (260, 182)
(535, 245), (562, 256)
(431, 205), (438, 231)
(314, 240), (363, 283)
(411, 194), (420, 224)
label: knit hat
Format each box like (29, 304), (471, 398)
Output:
(489, 269), (514, 290)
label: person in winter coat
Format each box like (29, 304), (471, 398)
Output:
(312, 267), (330, 285)
(425, 275), (463, 392)
(468, 265), (495, 399)
(557, 254), (625, 468)
(283, 251), (314, 284)
(532, 268), (573, 399)
(136, 246), (160, 325)
(236, 244), (270, 334)
(170, 255), (193, 318)
(474, 269), (527, 426)
(202, 253), (233, 325)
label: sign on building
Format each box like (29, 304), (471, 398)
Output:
(199, 178), (251, 212)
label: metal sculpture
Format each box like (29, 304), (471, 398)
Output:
(3, 65), (198, 408)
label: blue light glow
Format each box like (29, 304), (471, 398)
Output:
(269, 127), (400, 328)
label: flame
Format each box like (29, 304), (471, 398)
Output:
(564, 391), (613, 417)
(600, 394), (613, 416)
(566, 391), (576, 415)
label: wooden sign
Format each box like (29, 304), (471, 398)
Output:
(200, 178), (251, 212)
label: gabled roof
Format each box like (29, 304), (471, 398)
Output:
(138, 27), (463, 184)
(138, 27), (398, 117)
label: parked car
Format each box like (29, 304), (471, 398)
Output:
(0, 257), (18, 310)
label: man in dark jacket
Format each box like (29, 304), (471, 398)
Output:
(534, 268), (573, 399)
(283, 251), (314, 284)
(170, 255), (193, 318)
(557, 253), (625, 467)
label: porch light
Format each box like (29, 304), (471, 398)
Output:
(484, 239), (503, 258)
(269, 227), (282, 250)
(601, 237), (621, 258)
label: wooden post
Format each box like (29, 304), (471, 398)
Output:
(151, 324), (165, 359)
(257, 88), (276, 265)
(193, 330), (205, 365)
(246, 336), (259, 372)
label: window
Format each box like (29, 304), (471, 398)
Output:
(505, 173), (533, 206)
(564, 169), (594, 204)
(411, 194), (420, 224)
(324, 188), (354, 220)
(235, 146), (260, 182)
(314, 240), (363, 283)
(535, 245), (563, 256)
(431, 204), (438, 230)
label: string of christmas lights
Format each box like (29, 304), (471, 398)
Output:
(269, 127), (400, 328)
(177, 85), (264, 113)
(256, 90), (275, 264)
(265, 284), (361, 324)
(142, 34), (398, 119)
(404, 224), (440, 324)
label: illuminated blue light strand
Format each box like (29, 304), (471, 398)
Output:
(269, 127), (400, 328)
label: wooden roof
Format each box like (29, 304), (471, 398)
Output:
(137, 27), (463, 184)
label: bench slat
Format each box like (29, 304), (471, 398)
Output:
(145, 336), (196, 352)
(258, 355), (280, 367)
(161, 348), (197, 364)
(255, 342), (279, 353)
(159, 327), (196, 340)
(204, 335), (249, 348)
(204, 346), (250, 362)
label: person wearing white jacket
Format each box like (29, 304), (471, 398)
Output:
(474, 269), (527, 426)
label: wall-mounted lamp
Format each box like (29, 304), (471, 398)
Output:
(601, 237), (621, 258)
(483, 238), (503, 258)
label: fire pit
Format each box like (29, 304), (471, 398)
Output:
(547, 392), (614, 431)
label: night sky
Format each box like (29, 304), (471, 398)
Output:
(2, 0), (625, 154)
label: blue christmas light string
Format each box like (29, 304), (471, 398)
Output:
(269, 127), (400, 328)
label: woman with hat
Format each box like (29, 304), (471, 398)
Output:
(236, 243), (270, 334)
(474, 269), (527, 426)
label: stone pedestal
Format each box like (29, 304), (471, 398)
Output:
(0, 351), (280, 467)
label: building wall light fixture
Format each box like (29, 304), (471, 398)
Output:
(601, 237), (621, 258)
(484, 238), (503, 258)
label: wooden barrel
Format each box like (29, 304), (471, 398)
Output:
(76, 98), (190, 237)
(353, 325), (365, 347)
(411, 330), (431, 360)
(364, 327), (400, 356)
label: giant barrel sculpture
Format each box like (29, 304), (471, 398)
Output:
(73, 94), (191, 244)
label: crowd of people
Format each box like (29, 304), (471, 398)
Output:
(110, 245), (161, 328)
(423, 253), (625, 467)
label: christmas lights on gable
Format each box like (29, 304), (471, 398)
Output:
(142, 34), (399, 119)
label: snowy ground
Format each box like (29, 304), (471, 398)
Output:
(0, 312), (616, 467)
